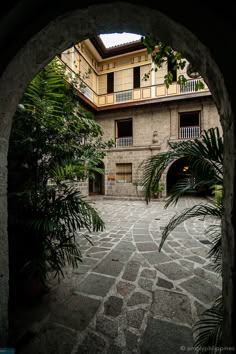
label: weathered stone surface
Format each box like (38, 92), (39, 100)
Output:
(161, 244), (175, 253)
(94, 249), (132, 277)
(90, 251), (108, 259)
(156, 261), (192, 280)
(77, 331), (106, 354)
(125, 329), (139, 350)
(170, 231), (190, 239)
(190, 247), (208, 258)
(136, 242), (158, 252)
(194, 301), (208, 318)
(82, 257), (99, 266)
(78, 273), (115, 297)
(108, 250), (133, 263)
(133, 228), (150, 234)
(180, 276), (221, 303)
(181, 239), (202, 248)
(168, 241), (181, 248)
(96, 315), (118, 338)
(122, 261), (140, 281)
(52, 294), (101, 330)
(94, 258), (124, 277)
(173, 247), (193, 256)
(116, 281), (135, 298)
(169, 253), (182, 260)
(138, 277), (153, 291)
(72, 265), (91, 274)
(100, 241), (115, 248)
(142, 251), (171, 265)
(127, 308), (145, 329)
(115, 241), (136, 251)
(104, 296), (123, 317)
(20, 323), (77, 354)
(140, 268), (157, 279)
(194, 268), (222, 287)
(156, 277), (173, 289)
(87, 246), (111, 253)
(141, 318), (194, 354)
(185, 255), (206, 264)
(133, 234), (153, 242)
(179, 259), (195, 271)
(151, 289), (192, 325)
(127, 291), (150, 306)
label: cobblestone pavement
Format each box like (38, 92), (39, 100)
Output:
(12, 196), (222, 354)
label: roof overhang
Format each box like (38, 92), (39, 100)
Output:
(89, 36), (145, 59)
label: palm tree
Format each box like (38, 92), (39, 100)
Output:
(141, 127), (224, 353)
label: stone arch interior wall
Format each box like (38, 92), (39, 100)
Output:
(0, 1), (234, 346)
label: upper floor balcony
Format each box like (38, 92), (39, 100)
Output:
(116, 136), (133, 147)
(80, 79), (208, 109)
(179, 126), (201, 139)
(59, 58), (209, 110)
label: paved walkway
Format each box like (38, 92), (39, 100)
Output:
(11, 197), (222, 354)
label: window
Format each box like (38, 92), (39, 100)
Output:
(116, 163), (132, 183)
(107, 72), (114, 93)
(179, 111), (200, 139)
(133, 66), (140, 88)
(116, 119), (133, 147)
(167, 58), (177, 82)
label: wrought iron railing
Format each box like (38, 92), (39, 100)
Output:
(116, 136), (133, 147)
(179, 126), (200, 139)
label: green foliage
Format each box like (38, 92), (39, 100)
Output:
(210, 184), (223, 205)
(141, 127), (223, 352)
(194, 297), (223, 353)
(8, 59), (108, 291)
(141, 127), (223, 204)
(141, 35), (204, 90)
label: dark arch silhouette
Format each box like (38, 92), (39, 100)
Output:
(0, 1), (235, 347)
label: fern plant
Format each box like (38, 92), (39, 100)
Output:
(8, 59), (108, 298)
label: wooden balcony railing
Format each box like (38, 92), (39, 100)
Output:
(57, 57), (209, 109)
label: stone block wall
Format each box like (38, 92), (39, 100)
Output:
(96, 96), (220, 197)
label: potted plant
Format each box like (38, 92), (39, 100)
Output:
(152, 181), (164, 198)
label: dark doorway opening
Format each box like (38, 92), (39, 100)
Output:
(89, 162), (105, 195)
(167, 157), (195, 195)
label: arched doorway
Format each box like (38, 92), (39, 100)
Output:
(0, 1), (235, 347)
(89, 162), (105, 195)
(167, 157), (194, 194)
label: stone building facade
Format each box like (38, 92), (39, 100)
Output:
(61, 37), (221, 197)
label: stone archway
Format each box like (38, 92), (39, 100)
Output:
(0, 1), (235, 346)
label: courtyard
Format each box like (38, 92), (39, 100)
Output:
(11, 196), (222, 353)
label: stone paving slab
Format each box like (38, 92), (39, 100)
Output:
(51, 294), (101, 331)
(151, 289), (192, 325)
(141, 318), (194, 354)
(12, 196), (222, 354)
(179, 276), (221, 304)
(77, 273), (116, 297)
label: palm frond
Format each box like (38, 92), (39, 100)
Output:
(205, 224), (222, 274)
(141, 127), (223, 202)
(159, 203), (222, 251)
(194, 296), (223, 353)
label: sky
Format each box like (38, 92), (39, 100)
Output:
(99, 33), (142, 48)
